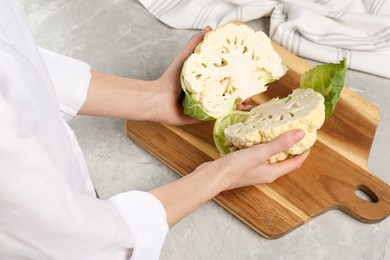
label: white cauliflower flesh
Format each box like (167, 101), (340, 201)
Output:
(223, 88), (325, 163)
(181, 23), (287, 120)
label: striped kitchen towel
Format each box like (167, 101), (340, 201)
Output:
(138, 0), (390, 79)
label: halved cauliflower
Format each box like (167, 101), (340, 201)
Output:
(181, 23), (287, 120)
(223, 89), (325, 163)
(213, 58), (347, 163)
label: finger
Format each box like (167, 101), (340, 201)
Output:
(236, 104), (244, 110)
(260, 130), (305, 158)
(203, 25), (212, 32)
(263, 150), (310, 182)
(175, 26), (212, 65)
(235, 98), (251, 110)
(226, 129), (305, 169)
(242, 98), (251, 105)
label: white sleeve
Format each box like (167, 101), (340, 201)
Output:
(38, 47), (91, 121)
(37, 47), (169, 260)
(107, 192), (169, 260)
(0, 93), (168, 260)
(1, 1), (169, 258)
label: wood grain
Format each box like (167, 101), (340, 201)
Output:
(125, 43), (390, 239)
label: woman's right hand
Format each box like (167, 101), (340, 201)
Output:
(195, 129), (310, 191)
(150, 129), (310, 227)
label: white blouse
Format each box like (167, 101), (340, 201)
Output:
(0, 1), (168, 259)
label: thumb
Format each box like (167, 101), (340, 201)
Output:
(171, 26), (212, 70)
(182, 26), (212, 58)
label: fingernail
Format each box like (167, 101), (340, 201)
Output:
(294, 130), (305, 141)
(203, 26), (211, 32)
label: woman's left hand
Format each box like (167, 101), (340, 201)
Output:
(152, 26), (212, 125)
(80, 26), (250, 124)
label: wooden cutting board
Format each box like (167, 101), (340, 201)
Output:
(125, 42), (390, 239)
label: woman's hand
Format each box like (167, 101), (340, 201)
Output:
(79, 27), (211, 122)
(80, 26), (251, 123)
(154, 26), (253, 125)
(197, 130), (309, 190)
(153, 26), (212, 125)
(150, 129), (309, 227)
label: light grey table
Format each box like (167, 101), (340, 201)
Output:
(22, 0), (389, 259)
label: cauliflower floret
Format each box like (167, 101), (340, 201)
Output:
(224, 88), (325, 163)
(181, 22), (287, 120)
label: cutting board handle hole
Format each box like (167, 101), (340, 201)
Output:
(355, 185), (379, 203)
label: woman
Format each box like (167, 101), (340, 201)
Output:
(0, 0), (309, 259)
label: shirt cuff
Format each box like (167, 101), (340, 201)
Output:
(38, 47), (91, 121)
(106, 191), (169, 260)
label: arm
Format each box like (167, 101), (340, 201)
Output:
(81, 71), (251, 122)
(78, 28), (212, 125)
(78, 72), (176, 123)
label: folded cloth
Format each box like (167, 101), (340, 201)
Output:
(138, 0), (390, 79)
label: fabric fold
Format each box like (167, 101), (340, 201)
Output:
(139, 0), (390, 78)
(107, 191), (169, 260)
(39, 47), (91, 121)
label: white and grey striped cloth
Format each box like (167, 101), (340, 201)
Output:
(138, 0), (390, 79)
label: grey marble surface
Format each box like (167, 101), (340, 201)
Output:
(22, 0), (390, 259)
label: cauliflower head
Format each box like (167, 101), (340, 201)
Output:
(214, 89), (325, 163)
(181, 23), (287, 120)
(212, 58), (347, 163)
